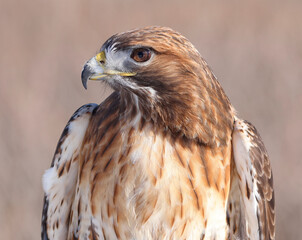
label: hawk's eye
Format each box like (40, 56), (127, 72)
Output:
(131, 48), (151, 62)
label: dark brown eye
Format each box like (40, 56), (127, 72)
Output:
(131, 48), (151, 62)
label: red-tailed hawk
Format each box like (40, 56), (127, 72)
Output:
(42, 26), (275, 240)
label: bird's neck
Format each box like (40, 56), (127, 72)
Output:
(103, 88), (234, 147)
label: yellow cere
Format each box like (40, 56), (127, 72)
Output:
(96, 51), (106, 63)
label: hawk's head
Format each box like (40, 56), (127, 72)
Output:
(81, 26), (233, 145)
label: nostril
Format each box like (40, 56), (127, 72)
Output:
(96, 51), (106, 65)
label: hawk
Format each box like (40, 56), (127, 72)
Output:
(41, 26), (275, 240)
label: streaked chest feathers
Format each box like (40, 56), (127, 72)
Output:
(70, 101), (232, 240)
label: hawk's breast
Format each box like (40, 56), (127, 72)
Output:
(69, 103), (233, 240)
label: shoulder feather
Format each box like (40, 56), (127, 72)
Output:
(41, 103), (98, 240)
(229, 118), (275, 240)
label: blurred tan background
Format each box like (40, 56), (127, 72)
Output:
(0, 0), (301, 239)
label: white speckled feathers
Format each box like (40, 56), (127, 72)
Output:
(42, 104), (97, 240)
(228, 118), (275, 240)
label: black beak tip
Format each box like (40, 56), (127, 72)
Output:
(82, 78), (88, 90)
(81, 65), (90, 90)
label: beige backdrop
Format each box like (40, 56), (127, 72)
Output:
(0, 0), (301, 239)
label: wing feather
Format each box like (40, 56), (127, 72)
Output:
(41, 103), (98, 240)
(228, 118), (275, 240)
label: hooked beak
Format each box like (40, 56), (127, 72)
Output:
(81, 51), (136, 89)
